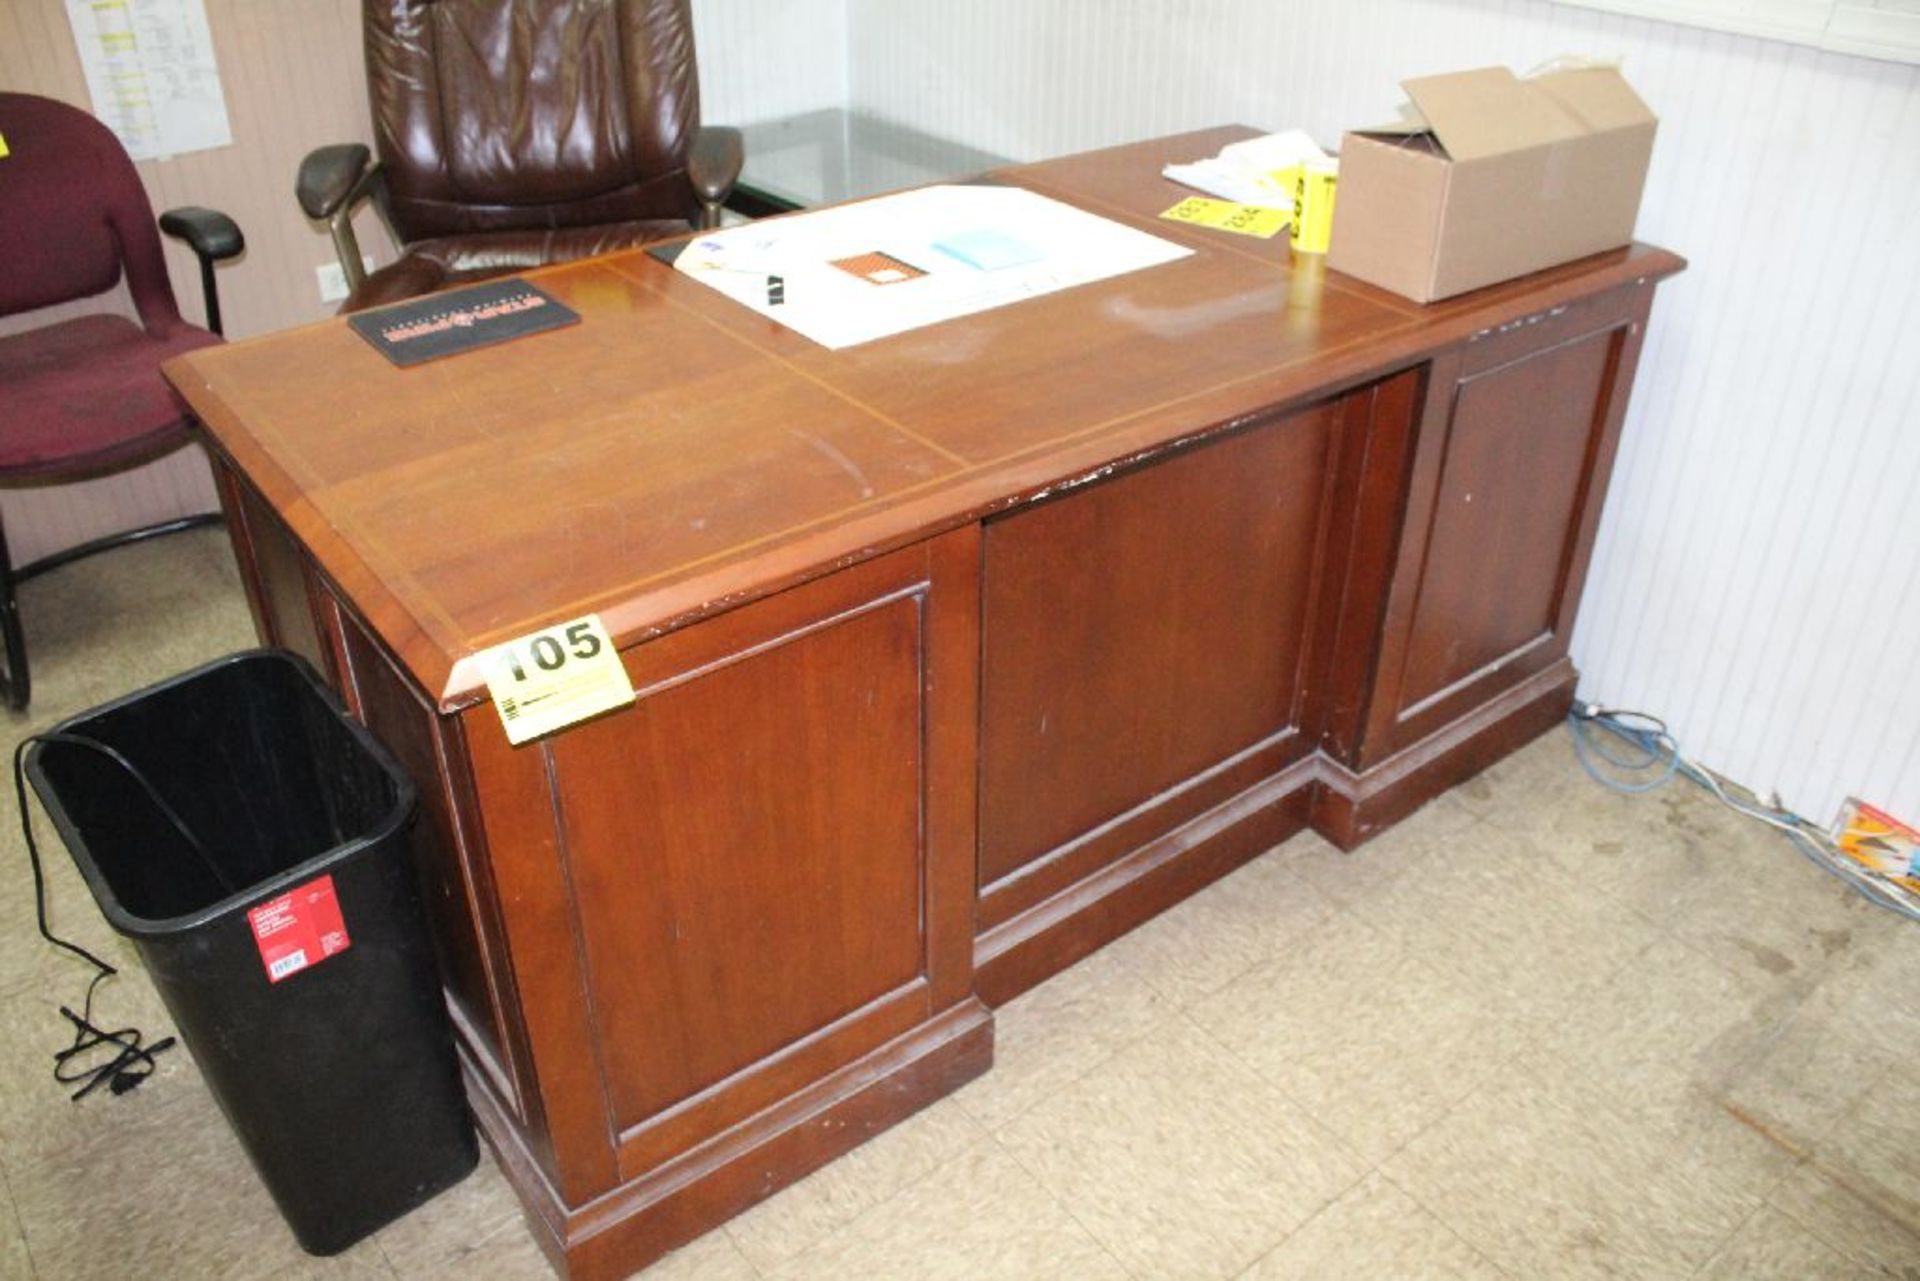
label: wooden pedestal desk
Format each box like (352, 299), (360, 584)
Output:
(166, 129), (1683, 1279)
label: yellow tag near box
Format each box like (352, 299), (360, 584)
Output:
(1327, 64), (1656, 303)
(1157, 167), (1338, 252)
(1160, 195), (1289, 239)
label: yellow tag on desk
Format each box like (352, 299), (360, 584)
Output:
(1158, 196), (1288, 240)
(481, 614), (634, 745)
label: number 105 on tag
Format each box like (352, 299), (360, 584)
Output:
(500, 620), (604, 680)
(482, 614), (635, 745)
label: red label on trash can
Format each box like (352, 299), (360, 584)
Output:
(247, 874), (351, 984)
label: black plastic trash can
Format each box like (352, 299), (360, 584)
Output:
(25, 650), (478, 1255)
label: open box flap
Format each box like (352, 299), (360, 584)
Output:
(1530, 65), (1658, 133)
(1351, 113), (1433, 139)
(1400, 66), (1583, 162)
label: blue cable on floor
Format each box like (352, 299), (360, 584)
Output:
(1567, 704), (1920, 924)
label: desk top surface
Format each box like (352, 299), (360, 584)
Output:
(168, 128), (1682, 710)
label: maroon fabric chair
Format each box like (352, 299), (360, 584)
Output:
(0, 92), (243, 710)
(297, 0), (743, 312)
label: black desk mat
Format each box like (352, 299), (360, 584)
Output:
(347, 280), (580, 368)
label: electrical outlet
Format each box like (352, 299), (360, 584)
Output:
(315, 256), (376, 305)
(316, 262), (350, 305)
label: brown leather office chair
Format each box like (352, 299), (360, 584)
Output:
(298, 0), (743, 313)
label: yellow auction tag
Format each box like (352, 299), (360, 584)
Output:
(0, 131), (10, 159)
(1159, 196), (1288, 240)
(481, 614), (634, 745)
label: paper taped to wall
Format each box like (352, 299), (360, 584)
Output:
(64, 0), (232, 161)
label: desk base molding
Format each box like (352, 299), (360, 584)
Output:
(470, 1000), (994, 1281)
(976, 757), (1318, 1005)
(1312, 660), (1579, 849)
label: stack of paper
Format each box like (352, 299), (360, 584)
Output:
(674, 185), (1192, 350)
(1162, 130), (1330, 210)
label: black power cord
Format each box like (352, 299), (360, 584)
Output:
(12, 736), (183, 1099)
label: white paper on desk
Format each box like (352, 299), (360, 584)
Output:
(675, 185), (1193, 350)
(1162, 129), (1328, 208)
(64, 0), (232, 160)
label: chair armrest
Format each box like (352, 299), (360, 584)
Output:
(296, 144), (383, 297)
(158, 206), (245, 336)
(688, 126), (744, 229)
(159, 206), (244, 262)
(297, 143), (373, 220)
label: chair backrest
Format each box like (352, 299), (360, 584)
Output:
(366, 0), (705, 242)
(0, 93), (183, 334)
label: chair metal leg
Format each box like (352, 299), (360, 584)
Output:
(0, 517), (30, 712)
(13, 512), (224, 583)
(0, 509), (224, 713)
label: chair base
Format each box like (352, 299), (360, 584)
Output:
(1, 511), (225, 712)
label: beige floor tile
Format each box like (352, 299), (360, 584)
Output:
(994, 1015), (1362, 1280)
(1282, 806), (1466, 915)
(1190, 912), (1530, 1165)
(1277, 827), (1405, 916)
(951, 946), (1172, 1132)
(640, 1230), (763, 1279)
(725, 1096), (986, 1272)
(768, 1143), (1124, 1281)
(1697, 1203), (1879, 1279)
(1102, 848), (1335, 1008)
(1529, 934), (1807, 1201)
(1383, 1048), (1760, 1279)
(0, 806), (146, 1003)
(1349, 824), (1662, 1018)
(1769, 1161), (1920, 1275)
(8, 1083), (394, 1280)
(387, 1214), (551, 1281)
(1502, 786), (1729, 932)
(3, 528), (254, 1005)
(1784, 916), (1920, 1064)
(1241, 1172), (1504, 1280)
(374, 1147), (536, 1276)
(1, 1166), (32, 1281)
(12, 529), (254, 721)
(1449, 724), (1579, 814)
(1807, 1065), (1920, 1229)
(1713, 996), (1907, 1155)
(1656, 823), (1893, 989)
(0, 976), (195, 1172)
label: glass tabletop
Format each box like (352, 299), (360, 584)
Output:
(733, 109), (1012, 214)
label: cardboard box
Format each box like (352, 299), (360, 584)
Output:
(1327, 65), (1656, 303)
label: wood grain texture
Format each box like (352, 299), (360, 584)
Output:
(977, 399), (1333, 897)
(552, 541), (975, 1179)
(1359, 285), (1654, 766)
(196, 133), (1684, 1280)
(167, 130), (1683, 713)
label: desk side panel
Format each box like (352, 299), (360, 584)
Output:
(460, 535), (987, 1237)
(211, 454), (528, 1121)
(1318, 279), (1660, 843)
